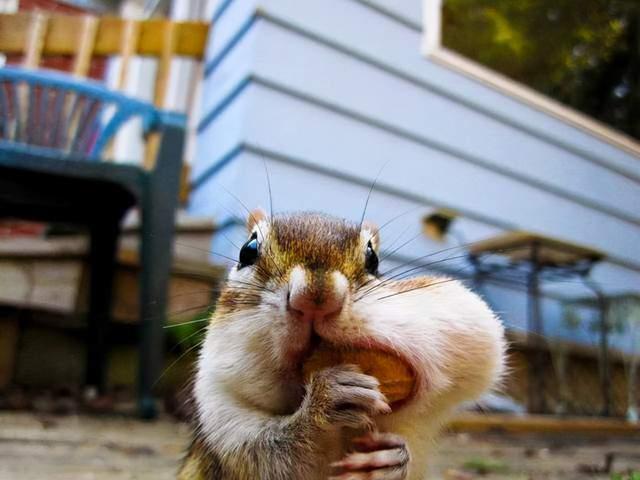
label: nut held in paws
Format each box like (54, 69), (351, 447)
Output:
(302, 342), (415, 404)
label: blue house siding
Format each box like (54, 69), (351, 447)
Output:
(252, 0), (640, 176)
(245, 20), (640, 222)
(354, 0), (423, 30)
(190, 0), (640, 346)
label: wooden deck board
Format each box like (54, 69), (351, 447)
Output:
(0, 412), (638, 479)
(449, 413), (640, 436)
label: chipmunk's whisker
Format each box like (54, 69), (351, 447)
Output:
(262, 156), (275, 222)
(138, 304), (212, 324)
(168, 324), (210, 354)
(371, 245), (521, 300)
(379, 230), (424, 263)
(163, 284), (272, 309)
(359, 159), (390, 230)
(378, 224), (413, 259)
(153, 340), (203, 387)
(354, 235), (461, 294)
(379, 252), (469, 284)
(380, 240), (477, 274)
(379, 242), (527, 286)
(163, 316), (211, 329)
(369, 205), (424, 244)
(375, 275), (467, 301)
(227, 279), (276, 293)
(355, 252), (472, 302)
(165, 289), (218, 299)
(172, 240), (238, 263)
(220, 231), (242, 251)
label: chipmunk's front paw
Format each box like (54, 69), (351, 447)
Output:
(329, 432), (410, 480)
(305, 365), (391, 431)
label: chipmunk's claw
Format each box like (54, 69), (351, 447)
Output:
(329, 432), (410, 480)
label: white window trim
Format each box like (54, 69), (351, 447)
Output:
(421, 0), (640, 158)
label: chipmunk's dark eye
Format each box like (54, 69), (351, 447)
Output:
(239, 232), (259, 268)
(364, 241), (378, 275)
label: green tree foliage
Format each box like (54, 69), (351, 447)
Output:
(442, 0), (640, 140)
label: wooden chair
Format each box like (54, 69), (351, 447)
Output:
(0, 65), (186, 418)
(0, 11), (209, 171)
(0, 11), (209, 417)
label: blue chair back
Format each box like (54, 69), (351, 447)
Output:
(0, 67), (163, 160)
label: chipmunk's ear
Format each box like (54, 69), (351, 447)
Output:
(361, 220), (379, 251)
(246, 208), (268, 232)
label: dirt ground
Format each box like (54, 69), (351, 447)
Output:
(0, 412), (639, 480)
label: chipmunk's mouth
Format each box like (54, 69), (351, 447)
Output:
(295, 331), (322, 364)
(285, 330), (322, 367)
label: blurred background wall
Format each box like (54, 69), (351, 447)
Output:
(187, 0), (640, 415)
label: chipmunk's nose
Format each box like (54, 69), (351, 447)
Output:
(288, 266), (347, 322)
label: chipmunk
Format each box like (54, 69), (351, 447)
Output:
(178, 210), (505, 480)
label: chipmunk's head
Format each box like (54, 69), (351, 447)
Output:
(199, 209), (504, 415)
(215, 208), (379, 359)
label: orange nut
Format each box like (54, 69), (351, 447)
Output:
(302, 342), (415, 403)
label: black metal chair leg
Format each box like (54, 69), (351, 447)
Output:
(137, 120), (183, 419)
(85, 215), (121, 394)
(137, 210), (176, 418)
